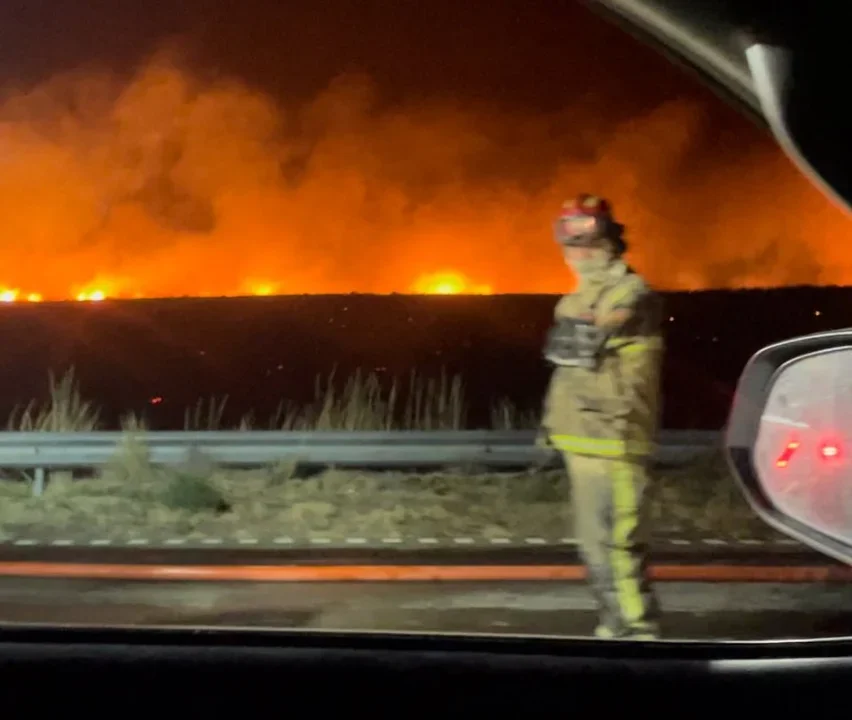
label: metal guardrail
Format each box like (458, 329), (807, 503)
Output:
(0, 430), (721, 495)
(0, 428), (719, 467)
(0, 429), (723, 496)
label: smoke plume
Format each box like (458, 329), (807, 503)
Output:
(0, 48), (846, 300)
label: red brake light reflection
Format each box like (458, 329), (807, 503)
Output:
(776, 441), (800, 468)
(820, 442), (841, 460)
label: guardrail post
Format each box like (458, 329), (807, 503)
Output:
(33, 467), (45, 497)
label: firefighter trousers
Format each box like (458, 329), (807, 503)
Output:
(564, 451), (660, 639)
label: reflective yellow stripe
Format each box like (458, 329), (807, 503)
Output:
(616, 344), (651, 356)
(549, 434), (654, 457)
(594, 624), (616, 639)
(603, 337), (663, 352)
(610, 460), (646, 630)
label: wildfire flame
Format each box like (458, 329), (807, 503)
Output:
(411, 272), (493, 295)
(0, 274), (497, 302)
(76, 290), (106, 302)
(246, 281), (279, 297)
(0, 289), (41, 303)
(0, 51), (846, 299)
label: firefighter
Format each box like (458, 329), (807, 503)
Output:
(540, 193), (664, 639)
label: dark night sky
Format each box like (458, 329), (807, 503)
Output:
(0, 1), (718, 118)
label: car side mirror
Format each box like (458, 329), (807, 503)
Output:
(725, 329), (852, 565)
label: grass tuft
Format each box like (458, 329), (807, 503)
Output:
(8, 368), (100, 432)
(161, 473), (231, 514)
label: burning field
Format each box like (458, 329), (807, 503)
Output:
(0, 49), (847, 304)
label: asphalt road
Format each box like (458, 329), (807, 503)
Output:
(1, 577), (850, 640)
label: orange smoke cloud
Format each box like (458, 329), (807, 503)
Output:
(0, 48), (847, 299)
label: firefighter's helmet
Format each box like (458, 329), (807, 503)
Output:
(553, 193), (626, 254)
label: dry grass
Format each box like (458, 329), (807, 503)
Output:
(0, 445), (777, 543)
(268, 368), (469, 431)
(7, 369), (100, 432)
(11, 367), (506, 432)
(0, 368), (774, 544)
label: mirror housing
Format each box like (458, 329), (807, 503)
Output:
(726, 329), (852, 565)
